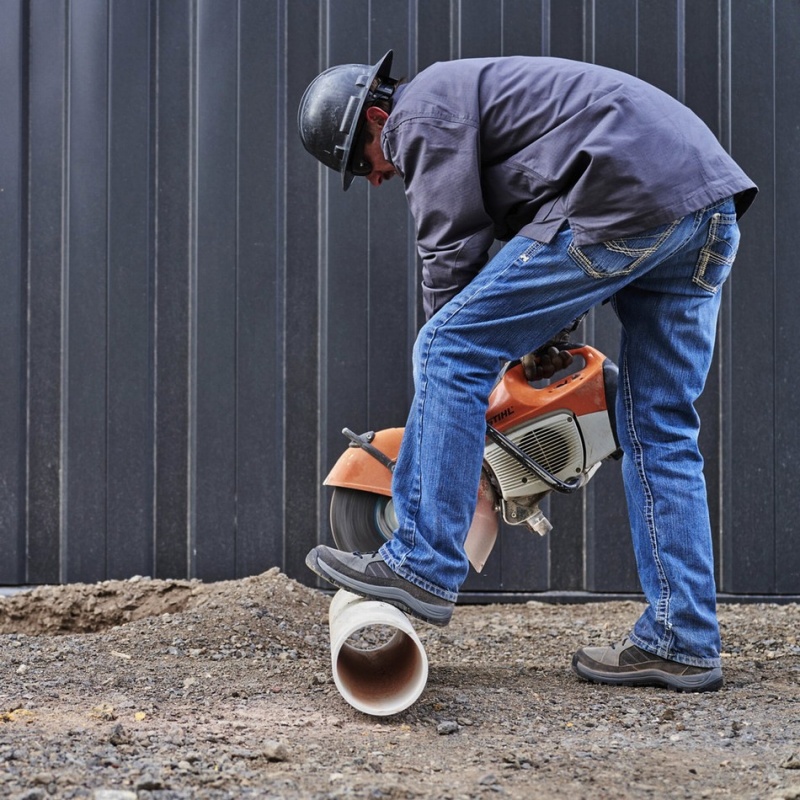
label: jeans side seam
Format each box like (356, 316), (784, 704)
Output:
(397, 327), (439, 557)
(621, 354), (673, 650)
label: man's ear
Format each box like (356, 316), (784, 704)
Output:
(365, 106), (389, 128)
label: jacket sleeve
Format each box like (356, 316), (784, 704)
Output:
(383, 116), (496, 320)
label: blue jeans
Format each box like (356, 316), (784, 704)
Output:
(379, 198), (740, 668)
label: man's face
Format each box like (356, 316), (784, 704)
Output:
(362, 135), (396, 187)
(360, 106), (396, 187)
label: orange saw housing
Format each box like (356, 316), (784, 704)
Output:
(324, 345), (616, 498)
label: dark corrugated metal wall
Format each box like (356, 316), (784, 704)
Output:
(1, 0), (797, 597)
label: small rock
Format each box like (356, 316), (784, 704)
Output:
(93, 792), (138, 800)
(437, 720), (459, 735)
(775, 789), (800, 800)
(780, 752), (800, 770)
(15, 791), (46, 800)
(135, 775), (164, 791)
(263, 740), (289, 761)
(91, 705), (117, 721)
(108, 724), (129, 746)
(231, 748), (259, 759)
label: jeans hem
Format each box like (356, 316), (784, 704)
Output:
(628, 631), (721, 669)
(379, 544), (459, 603)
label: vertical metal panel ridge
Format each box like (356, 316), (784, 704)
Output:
(0, 0), (26, 583)
(192, 0), (239, 580)
(770, 0), (777, 593)
(283, 0), (324, 579)
(60, 0), (72, 583)
(234, 0), (242, 577)
(315, 0), (330, 562)
(773, 0), (800, 592)
(675, 0), (685, 104)
(717, 0), (733, 588)
(154, 0), (193, 580)
(317, 0), (328, 558)
(719, 0), (731, 150)
(187, 0), (199, 578)
(26, 0), (68, 584)
(278, 0), (289, 573)
(235, 0), (287, 575)
(451, 0), (461, 59)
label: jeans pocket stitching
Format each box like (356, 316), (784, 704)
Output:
(604, 240), (657, 258)
(693, 214), (738, 294)
(567, 240), (595, 274)
(569, 219), (679, 279)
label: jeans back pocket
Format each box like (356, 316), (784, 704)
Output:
(693, 212), (740, 293)
(568, 219), (680, 279)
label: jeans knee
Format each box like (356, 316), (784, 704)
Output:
(412, 317), (460, 376)
(411, 321), (435, 382)
(412, 312), (507, 391)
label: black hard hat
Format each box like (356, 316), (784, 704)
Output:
(297, 51), (394, 190)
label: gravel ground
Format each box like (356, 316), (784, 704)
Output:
(1, 569), (799, 799)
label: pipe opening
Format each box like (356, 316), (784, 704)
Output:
(335, 626), (426, 707)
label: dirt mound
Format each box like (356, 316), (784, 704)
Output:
(0, 567), (327, 637)
(0, 577), (198, 634)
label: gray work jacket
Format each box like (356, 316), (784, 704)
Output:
(381, 57), (757, 319)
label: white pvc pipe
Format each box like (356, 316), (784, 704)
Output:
(328, 589), (429, 716)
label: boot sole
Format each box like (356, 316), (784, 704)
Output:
(306, 548), (453, 627)
(572, 655), (723, 692)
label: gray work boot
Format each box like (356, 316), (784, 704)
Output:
(306, 546), (453, 626)
(572, 636), (723, 692)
